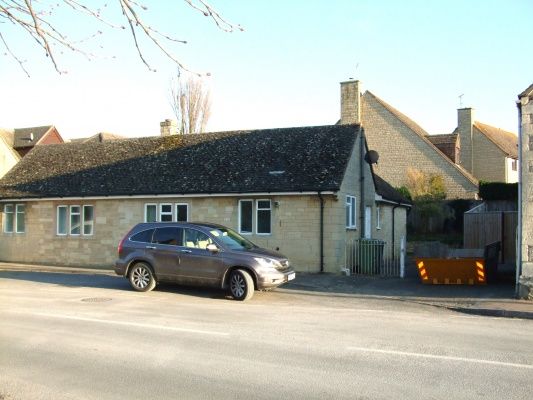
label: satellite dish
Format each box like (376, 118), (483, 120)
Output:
(364, 150), (379, 164)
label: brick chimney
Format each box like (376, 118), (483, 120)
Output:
(160, 119), (177, 136)
(457, 108), (475, 174)
(340, 80), (362, 124)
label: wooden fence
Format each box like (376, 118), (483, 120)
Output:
(463, 211), (517, 263)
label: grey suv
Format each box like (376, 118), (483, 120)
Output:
(115, 222), (295, 301)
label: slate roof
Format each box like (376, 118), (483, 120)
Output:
(474, 122), (518, 158)
(13, 125), (53, 148)
(427, 133), (458, 162)
(0, 125), (359, 199)
(374, 174), (412, 205)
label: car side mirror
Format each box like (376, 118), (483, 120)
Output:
(206, 243), (219, 253)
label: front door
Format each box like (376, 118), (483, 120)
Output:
(365, 206), (372, 239)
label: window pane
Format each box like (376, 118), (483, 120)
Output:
(184, 228), (212, 249)
(145, 204), (157, 222)
(70, 206), (81, 235)
(4, 204), (13, 233)
(176, 204), (188, 222)
(83, 205), (94, 235)
(257, 209), (271, 234)
(15, 204), (25, 233)
(351, 197), (356, 227)
(131, 229), (154, 243)
(240, 201), (253, 233)
(160, 204), (173, 222)
(153, 227), (182, 246)
(346, 203), (350, 227)
(57, 206), (68, 235)
(257, 200), (270, 209)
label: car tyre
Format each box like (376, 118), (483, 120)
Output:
(129, 262), (156, 292)
(228, 269), (254, 301)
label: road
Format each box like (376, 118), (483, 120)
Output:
(1, 271), (532, 400)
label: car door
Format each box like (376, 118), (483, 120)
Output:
(177, 227), (223, 287)
(148, 226), (183, 281)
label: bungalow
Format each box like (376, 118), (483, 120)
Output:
(0, 124), (409, 273)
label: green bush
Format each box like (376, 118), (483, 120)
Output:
(478, 182), (518, 201)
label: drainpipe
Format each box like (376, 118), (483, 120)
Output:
(359, 126), (365, 238)
(318, 191), (324, 273)
(516, 99), (523, 297)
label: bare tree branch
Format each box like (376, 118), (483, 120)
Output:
(170, 72), (211, 134)
(0, 0), (241, 76)
(0, 31), (29, 77)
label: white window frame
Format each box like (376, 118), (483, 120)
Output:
(3, 204), (14, 233)
(159, 203), (173, 222)
(376, 205), (381, 230)
(57, 205), (68, 236)
(256, 199), (272, 235)
(15, 204), (25, 233)
(83, 205), (94, 236)
(346, 195), (357, 229)
(70, 205), (81, 236)
(144, 203), (158, 222)
(175, 203), (189, 222)
(238, 199), (253, 235)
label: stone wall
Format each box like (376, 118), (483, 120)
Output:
(519, 86), (533, 299)
(472, 126), (507, 182)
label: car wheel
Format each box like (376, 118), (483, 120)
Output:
(129, 262), (156, 292)
(229, 269), (254, 301)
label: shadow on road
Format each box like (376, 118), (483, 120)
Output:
(0, 271), (228, 300)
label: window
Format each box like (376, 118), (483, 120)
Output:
(83, 205), (94, 235)
(57, 206), (68, 235)
(159, 204), (173, 222)
(131, 229), (154, 243)
(145, 204), (157, 222)
(175, 203), (189, 222)
(57, 205), (94, 236)
(512, 159), (517, 171)
(376, 206), (381, 230)
(15, 205), (25, 233)
(153, 227), (182, 246)
(256, 200), (271, 235)
(183, 228), (213, 249)
(70, 206), (81, 235)
(346, 195), (357, 229)
(3, 204), (14, 233)
(239, 200), (253, 234)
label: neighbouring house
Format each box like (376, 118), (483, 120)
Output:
(0, 125), (64, 179)
(428, 108), (519, 183)
(0, 123), (410, 273)
(518, 83), (533, 299)
(69, 132), (125, 143)
(339, 80), (479, 199)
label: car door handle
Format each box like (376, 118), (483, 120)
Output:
(180, 249), (192, 253)
(146, 245), (156, 249)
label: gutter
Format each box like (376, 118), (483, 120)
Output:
(359, 125), (365, 237)
(516, 98), (523, 297)
(392, 203), (400, 259)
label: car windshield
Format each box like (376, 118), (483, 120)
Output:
(208, 227), (256, 250)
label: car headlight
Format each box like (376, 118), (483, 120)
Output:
(254, 257), (283, 271)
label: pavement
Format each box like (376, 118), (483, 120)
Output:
(1, 261), (532, 320)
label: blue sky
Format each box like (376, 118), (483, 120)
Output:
(1, 0), (531, 139)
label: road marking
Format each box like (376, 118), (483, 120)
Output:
(31, 312), (230, 337)
(347, 346), (533, 369)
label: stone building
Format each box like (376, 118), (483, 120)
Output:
(518, 83), (533, 299)
(429, 108), (518, 183)
(339, 80), (479, 199)
(0, 123), (410, 273)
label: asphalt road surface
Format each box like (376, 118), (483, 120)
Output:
(1, 271), (532, 400)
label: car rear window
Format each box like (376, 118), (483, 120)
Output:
(130, 229), (154, 243)
(153, 227), (183, 246)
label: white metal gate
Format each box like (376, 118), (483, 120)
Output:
(345, 237), (405, 277)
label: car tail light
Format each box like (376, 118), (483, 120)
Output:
(118, 234), (127, 256)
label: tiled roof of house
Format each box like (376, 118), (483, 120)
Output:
(374, 174), (411, 205)
(519, 83), (533, 99)
(427, 133), (458, 162)
(362, 92), (478, 185)
(13, 125), (53, 148)
(70, 132), (125, 143)
(0, 125), (359, 199)
(474, 122), (518, 158)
